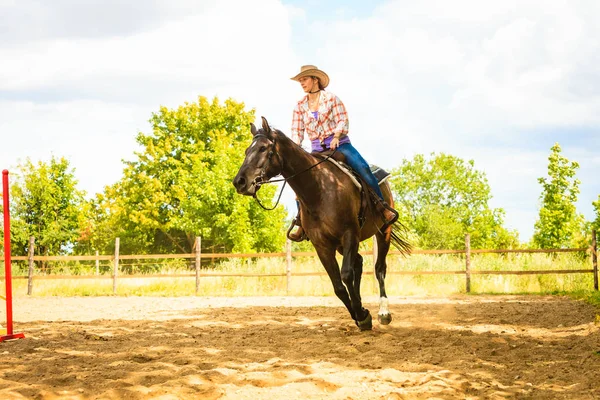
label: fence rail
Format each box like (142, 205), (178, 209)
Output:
(1, 247), (590, 262)
(1, 232), (598, 294)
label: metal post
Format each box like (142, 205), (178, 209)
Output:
(113, 238), (120, 295)
(195, 237), (201, 295)
(465, 234), (471, 293)
(1, 170), (25, 341)
(27, 237), (34, 295)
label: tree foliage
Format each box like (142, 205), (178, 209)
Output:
(1, 157), (86, 258)
(593, 195), (600, 233)
(533, 143), (585, 249)
(81, 96), (287, 254)
(389, 153), (518, 250)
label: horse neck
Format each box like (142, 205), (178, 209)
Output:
(275, 133), (323, 204)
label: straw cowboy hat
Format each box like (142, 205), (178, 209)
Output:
(290, 65), (330, 89)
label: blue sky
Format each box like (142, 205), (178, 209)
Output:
(1, 0), (599, 242)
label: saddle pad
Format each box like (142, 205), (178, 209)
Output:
(336, 162), (391, 185)
(326, 159), (390, 189)
(326, 159), (362, 189)
(313, 152), (391, 187)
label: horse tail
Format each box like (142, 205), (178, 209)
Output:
(389, 221), (412, 256)
(384, 184), (412, 256)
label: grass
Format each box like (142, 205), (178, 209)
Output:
(567, 290), (600, 307)
(3, 252), (597, 301)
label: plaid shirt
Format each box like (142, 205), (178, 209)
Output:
(291, 90), (349, 145)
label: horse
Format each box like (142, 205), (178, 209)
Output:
(233, 117), (411, 330)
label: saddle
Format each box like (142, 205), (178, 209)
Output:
(312, 150), (391, 228)
(287, 151), (394, 242)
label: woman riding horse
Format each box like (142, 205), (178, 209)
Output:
(233, 117), (410, 330)
(288, 65), (399, 241)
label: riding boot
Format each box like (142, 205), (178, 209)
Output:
(375, 200), (399, 231)
(287, 215), (307, 242)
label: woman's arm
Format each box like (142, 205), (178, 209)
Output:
(291, 105), (305, 145)
(331, 96), (349, 139)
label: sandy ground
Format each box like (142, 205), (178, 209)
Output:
(1, 295), (600, 399)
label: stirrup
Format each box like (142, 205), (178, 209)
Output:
(287, 217), (308, 242)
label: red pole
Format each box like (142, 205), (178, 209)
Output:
(1, 170), (25, 342)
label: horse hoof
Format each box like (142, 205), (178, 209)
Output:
(378, 313), (392, 325)
(357, 312), (372, 331)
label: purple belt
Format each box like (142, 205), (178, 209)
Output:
(311, 135), (351, 152)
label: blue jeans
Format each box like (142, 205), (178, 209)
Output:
(336, 143), (384, 199)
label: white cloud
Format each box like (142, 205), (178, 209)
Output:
(284, 4), (306, 21)
(0, 100), (146, 195)
(300, 0), (600, 240)
(0, 1), (295, 94)
(0, 0), (298, 197)
(0, 0), (217, 44)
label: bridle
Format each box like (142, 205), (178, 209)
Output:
(250, 134), (283, 189)
(249, 132), (337, 211)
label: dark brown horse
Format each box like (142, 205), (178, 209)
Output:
(233, 117), (410, 330)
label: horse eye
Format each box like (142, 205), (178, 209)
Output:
(259, 146), (267, 153)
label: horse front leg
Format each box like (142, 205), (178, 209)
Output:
(353, 253), (363, 303)
(340, 231), (371, 330)
(314, 246), (356, 321)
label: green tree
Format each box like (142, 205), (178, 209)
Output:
(592, 195), (600, 233)
(389, 153), (518, 250)
(74, 187), (122, 255)
(533, 143), (584, 249)
(1, 157), (86, 261)
(82, 96), (287, 255)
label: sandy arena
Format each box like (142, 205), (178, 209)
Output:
(1, 295), (599, 399)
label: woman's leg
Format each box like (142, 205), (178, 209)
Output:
(288, 197), (306, 242)
(337, 143), (398, 230)
(336, 143), (384, 199)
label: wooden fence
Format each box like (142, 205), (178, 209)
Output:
(1, 231), (598, 294)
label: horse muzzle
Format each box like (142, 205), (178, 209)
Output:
(233, 173), (258, 196)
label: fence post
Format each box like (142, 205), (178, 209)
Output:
(286, 239), (292, 294)
(195, 237), (201, 295)
(95, 250), (100, 275)
(113, 238), (120, 295)
(465, 234), (471, 293)
(27, 236), (35, 295)
(593, 230), (598, 291)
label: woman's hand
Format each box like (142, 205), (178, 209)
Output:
(330, 137), (340, 150)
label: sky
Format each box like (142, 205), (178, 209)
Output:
(1, 0), (599, 242)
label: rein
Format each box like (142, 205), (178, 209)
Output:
(251, 134), (338, 211)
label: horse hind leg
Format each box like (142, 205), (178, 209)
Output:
(375, 230), (393, 325)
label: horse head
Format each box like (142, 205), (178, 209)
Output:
(233, 116), (283, 196)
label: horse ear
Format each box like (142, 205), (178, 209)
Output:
(261, 116), (271, 134)
(250, 123), (257, 136)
